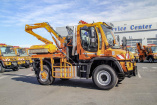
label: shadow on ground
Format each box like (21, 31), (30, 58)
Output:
(137, 60), (157, 63)
(3, 73), (39, 85)
(4, 73), (99, 90)
(52, 79), (98, 90)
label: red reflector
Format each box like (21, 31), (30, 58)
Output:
(0, 43), (6, 45)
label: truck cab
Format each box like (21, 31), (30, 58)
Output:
(14, 47), (31, 68)
(0, 44), (18, 73)
(127, 46), (139, 62)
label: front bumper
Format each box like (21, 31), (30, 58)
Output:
(120, 61), (137, 76)
(3, 61), (18, 69)
(18, 60), (30, 67)
(17, 60), (25, 65)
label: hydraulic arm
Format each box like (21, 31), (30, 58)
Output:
(25, 22), (65, 48)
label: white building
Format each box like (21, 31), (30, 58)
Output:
(56, 17), (157, 46)
(112, 17), (157, 46)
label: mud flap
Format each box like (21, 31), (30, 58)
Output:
(133, 66), (137, 76)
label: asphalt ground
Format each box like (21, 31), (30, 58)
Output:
(0, 62), (157, 105)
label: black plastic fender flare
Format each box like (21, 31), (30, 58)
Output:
(87, 57), (124, 78)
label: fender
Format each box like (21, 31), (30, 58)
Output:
(43, 59), (52, 69)
(0, 60), (5, 67)
(87, 57), (124, 77)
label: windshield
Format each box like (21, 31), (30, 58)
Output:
(101, 24), (114, 46)
(0, 47), (16, 56)
(151, 46), (157, 53)
(127, 47), (136, 53)
(17, 49), (28, 56)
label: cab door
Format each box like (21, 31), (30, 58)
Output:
(77, 25), (102, 60)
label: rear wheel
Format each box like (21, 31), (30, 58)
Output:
(92, 65), (118, 90)
(12, 66), (19, 71)
(37, 65), (55, 85)
(148, 57), (154, 63)
(0, 63), (5, 73)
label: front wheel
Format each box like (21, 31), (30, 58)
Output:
(25, 64), (30, 68)
(12, 66), (19, 71)
(92, 65), (118, 90)
(37, 65), (55, 85)
(0, 63), (5, 73)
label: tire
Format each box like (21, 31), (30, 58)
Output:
(140, 60), (143, 62)
(139, 56), (143, 62)
(92, 65), (118, 90)
(25, 64), (30, 68)
(0, 63), (5, 73)
(12, 66), (19, 71)
(37, 65), (55, 85)
(148, 57), (154, 63)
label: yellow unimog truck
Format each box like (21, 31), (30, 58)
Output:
(127, 46), (139, 62)
(25, 21), (137, 90)
(0, 43), (19, 73)
(14, 46), (31, 68)
(26, 48), (33, 66)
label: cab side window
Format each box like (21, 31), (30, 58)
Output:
(80, 27), (98, 52)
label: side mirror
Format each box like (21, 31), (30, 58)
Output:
(90, 38), (96, 43)
(122, 37), (127, 47)
(90, 38), (97, 47)
(90, 27), (96, 38)
(117, 35), (120, 42)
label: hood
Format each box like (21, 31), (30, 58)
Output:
(107, 48), (134, 60)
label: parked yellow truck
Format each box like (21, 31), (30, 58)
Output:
(127, 46), (139, 62)
(0, 43), (19, 73)
(14, 46), (31, 68)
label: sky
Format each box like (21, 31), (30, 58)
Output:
(0, 0), (157, 47)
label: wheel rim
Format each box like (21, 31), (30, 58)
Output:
(97, 70), (111, 86)
(39, 70), (48, 82)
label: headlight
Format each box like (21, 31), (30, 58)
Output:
(18, 58), (24, 60)
(3, 58), (10, 61)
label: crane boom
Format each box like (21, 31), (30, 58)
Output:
(25, 22), (65, 48)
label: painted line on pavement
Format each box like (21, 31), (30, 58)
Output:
(152, 67), (157, 69)
(11, 76), (21, 79)
(0, 76), (8, 79)
(26, 73), (34, 76)
(142, 67), (148, 69)
(138, 71), (142, 79)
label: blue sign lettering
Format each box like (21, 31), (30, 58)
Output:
(113, 24), (152, 32)
(130, 24), (152, 30)
(130, 25), (134, 30)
